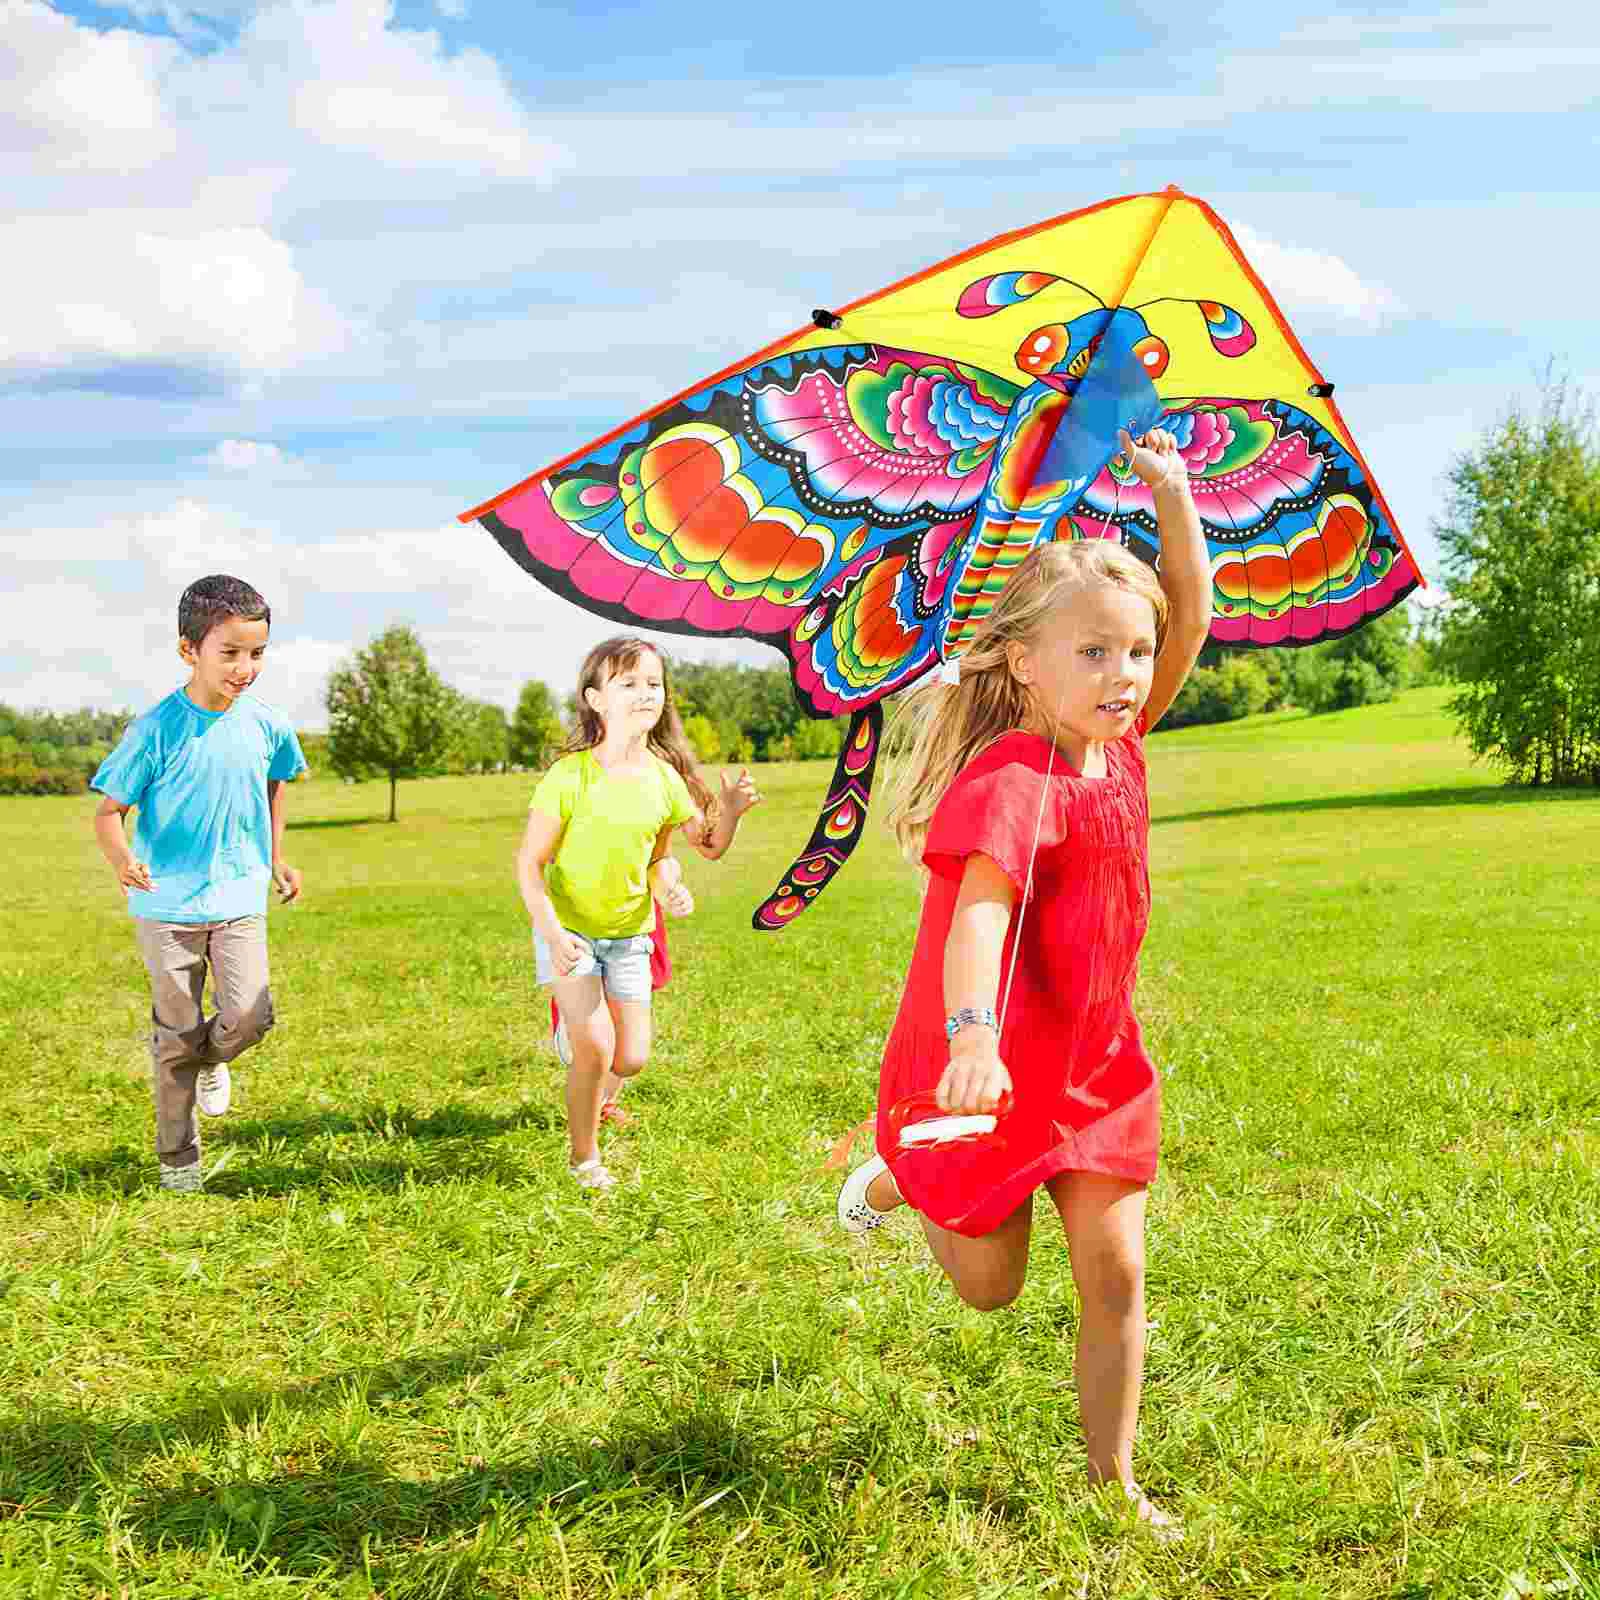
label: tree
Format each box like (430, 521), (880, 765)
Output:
(1292, 608), (1412, 714)
(681, 713), (721, 763)
(325, 625), (463, 821)
(1163, 655), (1272, 727)
(791, 716), (846, 759)
(509, 679), (564, 769)
(1436, 385), (1600, 785)
(454, 701), (509, 774)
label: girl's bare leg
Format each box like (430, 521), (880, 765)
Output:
(605, 995), (652, 1100)
(554, 974), (612, 1166)
(919, 1190), (1034, 1311)
(1048, 1173), (1171, 1527)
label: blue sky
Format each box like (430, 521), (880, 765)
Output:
(3, 0), (1596, 724)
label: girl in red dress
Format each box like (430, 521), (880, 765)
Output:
(835, 428), (1212, 1534)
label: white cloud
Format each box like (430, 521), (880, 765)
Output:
(205, 439), (305, 475)
(0, 498), (776, 724)
(0, 216), (346, 380)
(275, 0), (559, 174)
(2, 1), (178, 171)
(1231, 224), (1404, 330)
(0, 0), (561, 388)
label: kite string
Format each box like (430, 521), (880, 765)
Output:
(1003, 427), (1134, 1035)
(1096, 448), (1127, 541)
(996, 677), (1067, 1035)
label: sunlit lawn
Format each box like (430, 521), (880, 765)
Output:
(2, 685), (1597, 1598)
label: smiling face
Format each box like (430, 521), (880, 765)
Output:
(1010, 581), (1158, 762)
(584, 647), (666, 741)
(178, 615), (270, 712)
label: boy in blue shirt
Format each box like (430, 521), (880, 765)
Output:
(92, 575), (308, 1194)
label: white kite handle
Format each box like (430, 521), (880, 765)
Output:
(898, 1112), (998, 1148)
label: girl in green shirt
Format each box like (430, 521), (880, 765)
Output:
(517, 636), (749, 1189)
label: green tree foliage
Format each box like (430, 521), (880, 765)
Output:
(508, 680), (565, 769)
(1163, 607), (1416, 729)
(325, 625), (463, 821)
(681, 713), (721, 763)
(453, 701), (510, 774)
(790, 717), (847, 760)
(1163, 655), (1274, 728)
(672, 660), (814, 761)
(1436, 387), (1600, 785)
(0, 705), (131, 795)
(1291, 608), (1412, 714)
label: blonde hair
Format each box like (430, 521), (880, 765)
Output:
(883, 540), (1168, 862)
(561, 636), (717, 820)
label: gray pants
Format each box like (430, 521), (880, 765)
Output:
(133, 915), (274, 1169)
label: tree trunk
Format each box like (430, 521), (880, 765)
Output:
(389, 773), (398, 823)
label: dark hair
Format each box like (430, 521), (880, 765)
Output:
(561, 636), (716, 819)
(178, 575), (271, 646)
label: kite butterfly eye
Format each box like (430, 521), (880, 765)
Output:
(1132, 334), (1169, 378)
(1015, 323), (1069, 375)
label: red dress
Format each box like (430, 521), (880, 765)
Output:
(876, 722), (1160, 1238)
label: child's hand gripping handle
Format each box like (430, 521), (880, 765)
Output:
(887, 1088), (1016, 1153)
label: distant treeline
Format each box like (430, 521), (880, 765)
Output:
(1, 609), (1431, 797)
(0, 706), (132, 795)
(1162, 608), (1431, 728)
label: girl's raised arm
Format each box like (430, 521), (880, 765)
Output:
(1118, 428), (1213, 730)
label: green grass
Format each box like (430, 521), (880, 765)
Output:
(2, 684), (1598, 1599)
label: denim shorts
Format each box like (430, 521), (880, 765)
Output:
(533, 929), (654, 1003)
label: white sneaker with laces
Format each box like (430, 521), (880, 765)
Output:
(196, 1063), (231, 1116)
(569, 1157), (616, 1191)
(837, 1153), (898, 1234)
(159, 1163), (204, 1194)
(553, 1017), (573, 1068)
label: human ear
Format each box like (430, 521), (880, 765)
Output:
(177, 636), (198, 667)
(1005, 639), (1032, 687)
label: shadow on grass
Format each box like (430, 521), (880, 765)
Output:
(2, 1329), (1031, 1593)
(1154, 780), (1600, 829)
(0, 1100), (555, 1201)
(45, 1395), (1018, 1593)
(285, 816), (391, 831)
(216, 1099), (556, 1150)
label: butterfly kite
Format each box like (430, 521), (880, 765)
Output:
(461, 186), (1422, 930)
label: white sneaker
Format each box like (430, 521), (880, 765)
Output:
(837, 1153), (898, 1234)
(159, 1163), (204, 1194)
(569, 1157), (616, 1191)
(196, 1063), (231, 1116)
(553, 1017), (573, 1068)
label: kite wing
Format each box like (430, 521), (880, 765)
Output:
(462, 188), (1422, 928)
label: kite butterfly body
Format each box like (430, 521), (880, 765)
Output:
(466, 190), (1421, 928)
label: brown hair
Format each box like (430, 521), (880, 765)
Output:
(561, 636), (716, 819)
(178, 574), (270, 645)
(883, 540), (1168, 862)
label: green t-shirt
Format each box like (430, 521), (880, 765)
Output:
(530, 750), (696, 939)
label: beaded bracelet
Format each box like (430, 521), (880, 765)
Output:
(944, 1005), (999, 1042)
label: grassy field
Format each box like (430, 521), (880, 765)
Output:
(2, 684), (1598, 1599)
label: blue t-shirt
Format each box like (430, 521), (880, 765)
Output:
(92, 688), (307, 923)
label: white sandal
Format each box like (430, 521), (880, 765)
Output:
(836, 1153), (898, 1234)
(569, 1157), (616, 1191)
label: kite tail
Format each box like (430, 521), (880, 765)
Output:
(751, 704), (884, 931)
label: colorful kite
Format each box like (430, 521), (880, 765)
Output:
(461, 186), (1421, 929)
